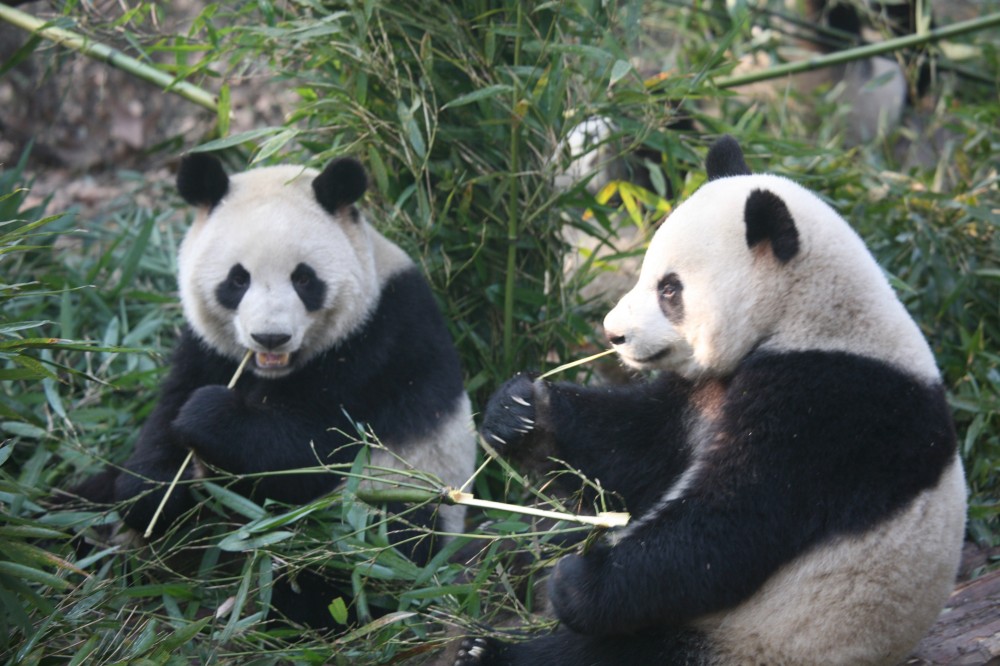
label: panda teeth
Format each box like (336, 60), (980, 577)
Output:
(255, 352), (291, 368)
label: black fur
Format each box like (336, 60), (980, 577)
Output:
(291, 263), (326, 312)
(473, 350), (956, 664)
(657, 272), (684, 323)
(482, 372), (694, 516)
(176, 153), (230, 208)
(454, 628), (711, 666)
(312, 157), (368, 214)
(215, 263), (250, 310)
(705, 135), (751, 181)
(744, 188), (800, 262)
(111, 265), (465, 539)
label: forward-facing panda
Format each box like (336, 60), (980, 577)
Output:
(457, 136), (966, 665)
(71, 153), (475, 622)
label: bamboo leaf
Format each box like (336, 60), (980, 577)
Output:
(0, 561), (69, 589)
(202, 482), (267, 520)
(441, 84), (514, 110)
(217, 529), (294, 552)
(609, 59), (632, 85)
(192, 127), (290, 153)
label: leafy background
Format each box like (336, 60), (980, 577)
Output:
(1, 0), (998, 663)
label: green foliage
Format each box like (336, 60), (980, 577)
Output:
(179, 1), (697, 402)
(1, 0), (998, 662)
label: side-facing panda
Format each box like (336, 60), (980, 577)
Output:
(72, 153), (475, 619)
(458, 136), (966, 665)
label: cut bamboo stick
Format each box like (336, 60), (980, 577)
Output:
(142, 349), (254, 538)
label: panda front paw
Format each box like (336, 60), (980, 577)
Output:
(454, 637), (502, 666)
(172, 385), (240, 454)
(480, 373), (544, 455)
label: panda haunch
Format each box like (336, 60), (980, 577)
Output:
(73, 153), (475, 616)
(463, 136), (965, 665)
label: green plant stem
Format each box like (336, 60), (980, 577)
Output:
(502, 3), (524, 375)
(355, 488), (443, 504)
(0, 4), (218, 112)
(716, 11), (1000, 89)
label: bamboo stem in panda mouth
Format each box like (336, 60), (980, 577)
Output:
(537, 348), (616, 380)
(142, 349), (255, 539)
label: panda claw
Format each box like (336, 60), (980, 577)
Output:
(518, 416), (534, 426)
(512, 395), (531, 407)
(489, 433), (507, 446)
(454, 637), (493, 666)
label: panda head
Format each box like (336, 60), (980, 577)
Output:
(603, 135), (938, 380)
(175, 153), (390, 378)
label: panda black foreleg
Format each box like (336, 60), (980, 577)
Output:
(454, 627), (712, 666)
(171, 384), (348, 503)
(481, 373), (692, 501)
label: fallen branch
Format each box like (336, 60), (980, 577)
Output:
(0, 3), (218, 112)
(716, 12), (1000, 89)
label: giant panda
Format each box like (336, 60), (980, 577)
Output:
(456, 136), (966, 665)
(71, 153), (475, 624)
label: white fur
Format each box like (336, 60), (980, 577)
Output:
(697, 457), (966, 666)
(366, 393), (476, 535)
(178, 165), (412, 378)
(604, 174), (940, 381)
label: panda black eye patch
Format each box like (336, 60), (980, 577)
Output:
(216, 263), (251, 310)
(291, 263), (327, 311)
(658, 272), (684, 323)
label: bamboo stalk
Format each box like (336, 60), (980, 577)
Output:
(353, 486), (630, 528)
(0, 4), (218, 113)
(143, 350), (254, 538)
(501, 2), (525, 375)
(448, 490), (630, 528)
(716, 12), (1000, 89)
(539, 348), (616, 380)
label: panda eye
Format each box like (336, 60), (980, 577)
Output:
(291, 264), (315, 287)
(291, 263), (327, 312)
(228, 264), (250, 289)
(658, 274), (682, 301)
(657, 273), (685, 323)
(216, 264), (251, 310)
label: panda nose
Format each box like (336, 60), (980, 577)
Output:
(606, 330), (626, 346)
(251, 333), (291, 350)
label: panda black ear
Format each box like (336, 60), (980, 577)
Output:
(312, 157), (368, 215)
(176, 153), (229, 208)
(745, 188), (799, 263)
(706, 135), (751, 181)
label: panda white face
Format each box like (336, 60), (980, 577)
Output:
(176, 158), (407, 378)
(604, 136), (940, 381)
(603, 176), (790, 378)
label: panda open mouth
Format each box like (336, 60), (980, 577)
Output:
(255, 352), (291, 369)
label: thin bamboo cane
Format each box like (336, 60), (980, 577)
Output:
(0, 4), (218, 112)
(716, 12), (1000, 89)
(142, 350), (254, 538)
